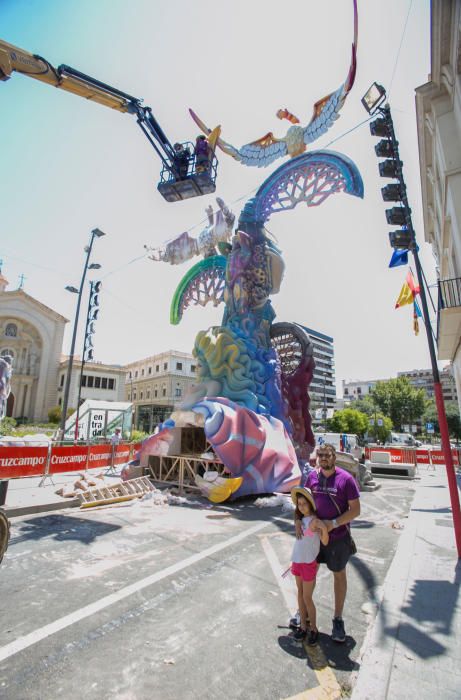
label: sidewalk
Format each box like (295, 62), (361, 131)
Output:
(352, 465), (461, 699)
(2, 469), (123, 518)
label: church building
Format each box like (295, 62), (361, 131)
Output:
(0, 269), (68, 422)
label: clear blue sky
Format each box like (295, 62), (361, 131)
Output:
(0, 0), (433, 393)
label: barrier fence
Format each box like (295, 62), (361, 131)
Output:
(0, 442), (133, 481)
(365, 445), (461, 467)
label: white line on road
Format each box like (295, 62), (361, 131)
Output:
(0, 521), (269, 664)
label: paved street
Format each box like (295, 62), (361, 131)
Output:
(0, 480), (414, 700)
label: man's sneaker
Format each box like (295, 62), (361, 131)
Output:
(289, 612), (301, 630)
(292, 627), (307, 642)
(307, 629), (319, 646)
(331, 617), (346, 643)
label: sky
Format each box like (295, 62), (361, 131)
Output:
(0, 0), (433, 395)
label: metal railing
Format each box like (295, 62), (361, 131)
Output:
(437, 276), (461, 340)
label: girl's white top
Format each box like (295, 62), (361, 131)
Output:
(291, 515), (321, 564)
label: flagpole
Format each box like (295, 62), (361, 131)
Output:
(383, 103), (461, 558)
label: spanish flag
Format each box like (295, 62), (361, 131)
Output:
(395, 271), (420, 308)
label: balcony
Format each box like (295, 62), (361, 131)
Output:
(437, 277), (461, 360)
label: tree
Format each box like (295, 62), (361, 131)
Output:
(423, 400), (461, 441)
(352, 395), (376, 416)
(327, 408), (369, 436)
(47, 406), (76, 424)
(371, 377), (427, 431)
(368, 413), (393, 444)
(48, 406), (61, 424)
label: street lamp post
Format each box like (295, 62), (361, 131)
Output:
(59, 228), (106, 441)
(362, 83), (461, 557)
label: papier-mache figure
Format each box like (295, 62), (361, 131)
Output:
(0, 354), (13, 419)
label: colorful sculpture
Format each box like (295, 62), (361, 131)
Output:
(0, 354), (13, 420)
(189, 1), (358, 168)
(145, 150), (363, 500)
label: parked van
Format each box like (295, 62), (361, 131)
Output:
(389, 432), (420, 447)
(313, 432), (362, 457)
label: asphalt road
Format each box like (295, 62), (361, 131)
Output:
(0, 479), (415, 700)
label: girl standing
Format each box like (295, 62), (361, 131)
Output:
(290, 486), (329, 645)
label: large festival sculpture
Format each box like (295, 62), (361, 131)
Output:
(138, 0), (363, 502)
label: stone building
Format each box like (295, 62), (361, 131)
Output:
(0, 269), (68, 421)
(125, 350), (196, 432)
(415, 0), (461, 415)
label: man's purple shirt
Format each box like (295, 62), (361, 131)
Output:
(305, 467), (360, 541)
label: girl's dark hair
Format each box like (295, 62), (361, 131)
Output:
(295, 494), (316, 520)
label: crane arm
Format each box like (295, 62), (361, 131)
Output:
(0, 38), (175, 166)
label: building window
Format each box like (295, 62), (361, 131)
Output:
(357, 387), (361, 394)
(163, 363), (168, 370)
(128, 393), (131, 400)
(176, 362), (183, 371)
(58, 398), (62, 406)
(142, 368), (145, 376)
(1, 349), (14, 358)
(162, 388), (166, 397)
(175, 387), (182, 397)
(133, 392), (137, 400)
(5, 323), (17, 337)
(344, 389), (348, 395)
(95, 377), (101, 388)
(148, 367), (152, 374)
(191, 364), (196, 373)
(87, 376), (94, 388)
(108, 378), (115, 390)
(147, 391), (150, 399)
(60, 374), (65, 387)
(101, 377), (108, 389)
(156, 365), (159, 373)
(140, 391), (143, 399)
(154, 390), (158, 398)
(135, 371), (138, 378)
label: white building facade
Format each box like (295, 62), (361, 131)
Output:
(58, 358), (126, 410)
(298, 325), (336, 424)
(415, 0), (461, 415)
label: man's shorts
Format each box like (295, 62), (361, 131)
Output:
(291, 561), (318, 582)
(316, 535), (351, 572)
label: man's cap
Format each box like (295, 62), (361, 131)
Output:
(291, 486), (316, 511)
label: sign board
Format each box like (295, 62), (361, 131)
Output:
(377, 418), (383, 427)
(426, 422), (434, 433)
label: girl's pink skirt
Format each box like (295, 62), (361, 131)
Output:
(291, 561), (318, 582)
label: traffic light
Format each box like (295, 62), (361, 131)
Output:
(84, 281), (101, 362)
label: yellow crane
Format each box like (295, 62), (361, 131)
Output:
(0, 39), (217, 202)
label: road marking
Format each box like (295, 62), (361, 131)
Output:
(260, 537), (342, 700)
(0, 521), (269, 664)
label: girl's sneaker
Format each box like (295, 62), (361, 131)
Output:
(307, 629), (319, 646)
(289, 612), (301, 630)
(292, 627), (307, 641)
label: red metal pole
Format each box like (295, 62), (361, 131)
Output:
(434, 382), (461, 556)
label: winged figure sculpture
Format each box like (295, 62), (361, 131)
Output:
(190, 0), (358, 168)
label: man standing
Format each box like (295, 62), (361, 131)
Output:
(295, 443), (360, 642)
(110, 427), (122, 445)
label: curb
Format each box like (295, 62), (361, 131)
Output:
(4, 499), (80, 519)
(351, 476), (421, 699)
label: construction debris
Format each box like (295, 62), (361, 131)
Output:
(78, 477), (155, 509)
